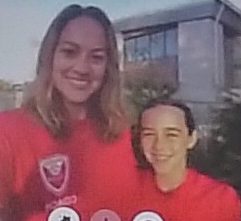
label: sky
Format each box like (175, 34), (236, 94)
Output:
(0, 0), (240, 83)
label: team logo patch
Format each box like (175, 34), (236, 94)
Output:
(132, 211), (164, 221)
(39, 154), (70, 196)
(90, 209), (121, 221)
(47, 206), (80, 221)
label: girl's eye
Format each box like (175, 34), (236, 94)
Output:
(142, 132), (155, 137)
(167, 133), (178, 138)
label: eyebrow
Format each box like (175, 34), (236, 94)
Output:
(59, 41), (78, 47)
(165, 127), (182, 133)
(141, 127), (155, 131)
(59, 41), (107, 52)
(141, 127), (182, 133)
(91, 48), (107, 53)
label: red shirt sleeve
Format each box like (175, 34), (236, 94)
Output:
(0, 126), (14, 211)
(219, 184), (241, 221)
(228, 187), (241, 221)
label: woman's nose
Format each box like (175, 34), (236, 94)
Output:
(72, 54), (90, 75)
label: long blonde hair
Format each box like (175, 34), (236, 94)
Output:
(24, 5), (127, 141)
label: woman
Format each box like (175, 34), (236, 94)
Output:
(0, 5), (139, 221)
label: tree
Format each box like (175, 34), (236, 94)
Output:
(205, 89), (241, 195)
(123, 64), (176, 124)
(0, 79), (12, 91)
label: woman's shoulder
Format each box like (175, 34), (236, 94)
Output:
(0, 108), (37, 132)
(0, 108), (23, 125)
(0, 107), (24, 119)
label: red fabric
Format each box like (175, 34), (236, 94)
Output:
(0, 109), (240, 221)
(0, 108), (140, 221)
(135, 168), (241, 221)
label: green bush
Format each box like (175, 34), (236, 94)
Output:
(123, 69), (176, 124)
(206, 90), (241, 195)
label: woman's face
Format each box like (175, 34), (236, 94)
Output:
(52, 16), (107, 106)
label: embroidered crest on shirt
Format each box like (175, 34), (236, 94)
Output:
(39, 154), (70, 196)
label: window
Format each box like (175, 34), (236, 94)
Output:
(125, 38), (136, 62)
(166, 29), (178, 56)
(124, 28), (177, 62)
(150, 32), (164, 59)
(136, 35), (150, 61)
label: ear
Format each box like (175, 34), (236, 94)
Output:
(187, 130), (198, 150)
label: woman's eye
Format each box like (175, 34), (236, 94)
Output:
(91, 54), (106, 63)
(60, 48), (76, 57)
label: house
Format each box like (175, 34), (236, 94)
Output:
(114, 0), (241, 125)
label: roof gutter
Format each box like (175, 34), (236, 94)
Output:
(219, 0), (241, 16)
(214, 2), (225, 88)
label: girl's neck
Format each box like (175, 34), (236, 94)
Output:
(155, 164), (187, 193)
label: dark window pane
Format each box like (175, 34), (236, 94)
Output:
(125, 38), (136, 62)
(136, 35), (150, 61)
(150, 32), (164, 59)
(166, 29), (178, 56)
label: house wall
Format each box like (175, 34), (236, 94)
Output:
(174, 18), (225, 102)
(171, 18), (225, 124)
(232, 36), (241, 87)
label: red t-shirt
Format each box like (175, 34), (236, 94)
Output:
(0, 108), (141, 221)
(134, 168), (241, 221)
(0, 109), (240, 221)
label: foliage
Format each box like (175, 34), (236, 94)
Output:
(0, 79), (13, 91)
(123, 64), (176, 123)
(205, 89), (241, 195)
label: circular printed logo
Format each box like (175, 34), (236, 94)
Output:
(132, 211), (164, 221)
(90, 209), (121, 221)
(48, 206), (80, 221)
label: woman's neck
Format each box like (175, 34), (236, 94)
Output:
(64, 101), (87, 120)
(155, 165), (187, 193)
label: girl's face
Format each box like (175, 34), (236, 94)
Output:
(140, 105), (196, 177)
(52, 16), (107, 106)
